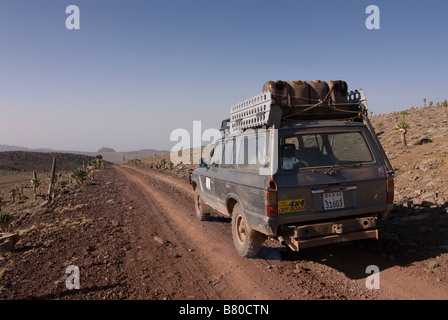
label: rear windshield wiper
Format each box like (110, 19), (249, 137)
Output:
(324, 162), (362, 175)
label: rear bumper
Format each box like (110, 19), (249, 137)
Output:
(277, 216), (378, 251)
(264, 202), (391, 235)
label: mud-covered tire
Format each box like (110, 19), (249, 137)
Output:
(231, 203), (264, 258)
(194, 190), (210, 221)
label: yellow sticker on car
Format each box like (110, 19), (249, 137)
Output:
(278, 198), (306, 214)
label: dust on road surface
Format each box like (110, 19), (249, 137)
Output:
(1, 165), (448, 301)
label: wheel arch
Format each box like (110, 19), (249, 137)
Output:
(226, 194), (241, 217)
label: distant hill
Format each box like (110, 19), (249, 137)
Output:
(0, 144), (52, 152)
(98, 147), (116, 153)
(0, 144), (168, 164)
(0, 144), (32, 152)
(0, 151), (101, 172)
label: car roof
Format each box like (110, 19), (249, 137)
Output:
(220, 121), (368, 140)
(280, 120), (365, 129)
(279, 120), (366, 130)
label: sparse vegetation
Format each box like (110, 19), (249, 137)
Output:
(31, 179), (40, 194)
(9, 188), (18, 203)
(399, 110), (408, 121)
(16, 186), (23, 201)
(58, 180), (68, 189)
(127, 158), (142, 165)
(71, 168), (88, 184)
(395, 121), (410, 147)
(0, 211), (14, 232)
(27, 203), (37, 209)
(0, 152), (109, 228)
(89, 155), (106, 169)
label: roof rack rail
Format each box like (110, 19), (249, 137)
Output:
(228, 84), (369, 134)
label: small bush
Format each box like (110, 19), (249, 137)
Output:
(0, 212), (14, 231)
(127, 159), (142, 165)
(72, 168), (87, 184)
(395, 122), (410, 131)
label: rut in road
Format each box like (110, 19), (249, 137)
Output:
(114, 165), (448, 300)
(117, 167), (222, 299)
(113, 165), (311, 300)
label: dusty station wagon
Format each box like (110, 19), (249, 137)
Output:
(190, 80), (395, 257)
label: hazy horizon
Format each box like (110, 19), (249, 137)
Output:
(0, 143), (169, 153)
(1, 0), (447, 152)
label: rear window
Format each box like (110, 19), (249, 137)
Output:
(281, 131), (373, 170)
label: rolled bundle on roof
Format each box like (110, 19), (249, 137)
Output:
(287, 80), (309, 106)
(327, 80), (348, 105)
(307, 80), (329, 103)
(262, 80), (292, 106)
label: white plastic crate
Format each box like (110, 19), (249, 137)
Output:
(229, 91), (272, 133)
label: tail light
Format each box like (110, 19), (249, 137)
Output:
(386, 178), (394, 203)
(266, 179), (278, 217)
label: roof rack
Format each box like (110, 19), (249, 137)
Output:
(227, 86), (369, 134)
(221, 82), (393, 175)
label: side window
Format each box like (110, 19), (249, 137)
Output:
(302, 134), (323, 150)
(209, 141), (223, 167)
(237, 135), (267, 171)
(222, 139), (234, 168)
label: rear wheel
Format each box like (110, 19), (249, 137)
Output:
(231, 203), (264, 258)
(194, 190), (210, 221)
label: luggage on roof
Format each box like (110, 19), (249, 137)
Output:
(229, 80), (367, 133)
(263, 80), (349, 107)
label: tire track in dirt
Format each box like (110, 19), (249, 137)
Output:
(117, 169), (222, 299)
(115, 165), (448, 300)
(114, 165), (312, 300)
(119, 165), (379, 299)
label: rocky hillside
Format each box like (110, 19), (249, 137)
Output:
(0, 151), (102, 173)
(371, 104), (448, 207)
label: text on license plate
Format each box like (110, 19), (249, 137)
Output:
(323, 192), (345, 210)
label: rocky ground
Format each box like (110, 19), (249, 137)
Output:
(372, 104), (448, 207)
(0, 104), (447, 303)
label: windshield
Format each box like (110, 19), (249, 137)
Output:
(280, 131), (373, 170)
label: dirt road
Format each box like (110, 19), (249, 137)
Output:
(113, 165), (448, 300)
(2, 164), (447, 301)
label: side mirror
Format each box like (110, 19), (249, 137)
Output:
(200, 158), (208, 168)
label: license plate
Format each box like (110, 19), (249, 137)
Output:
(323, 192), (345, 210)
